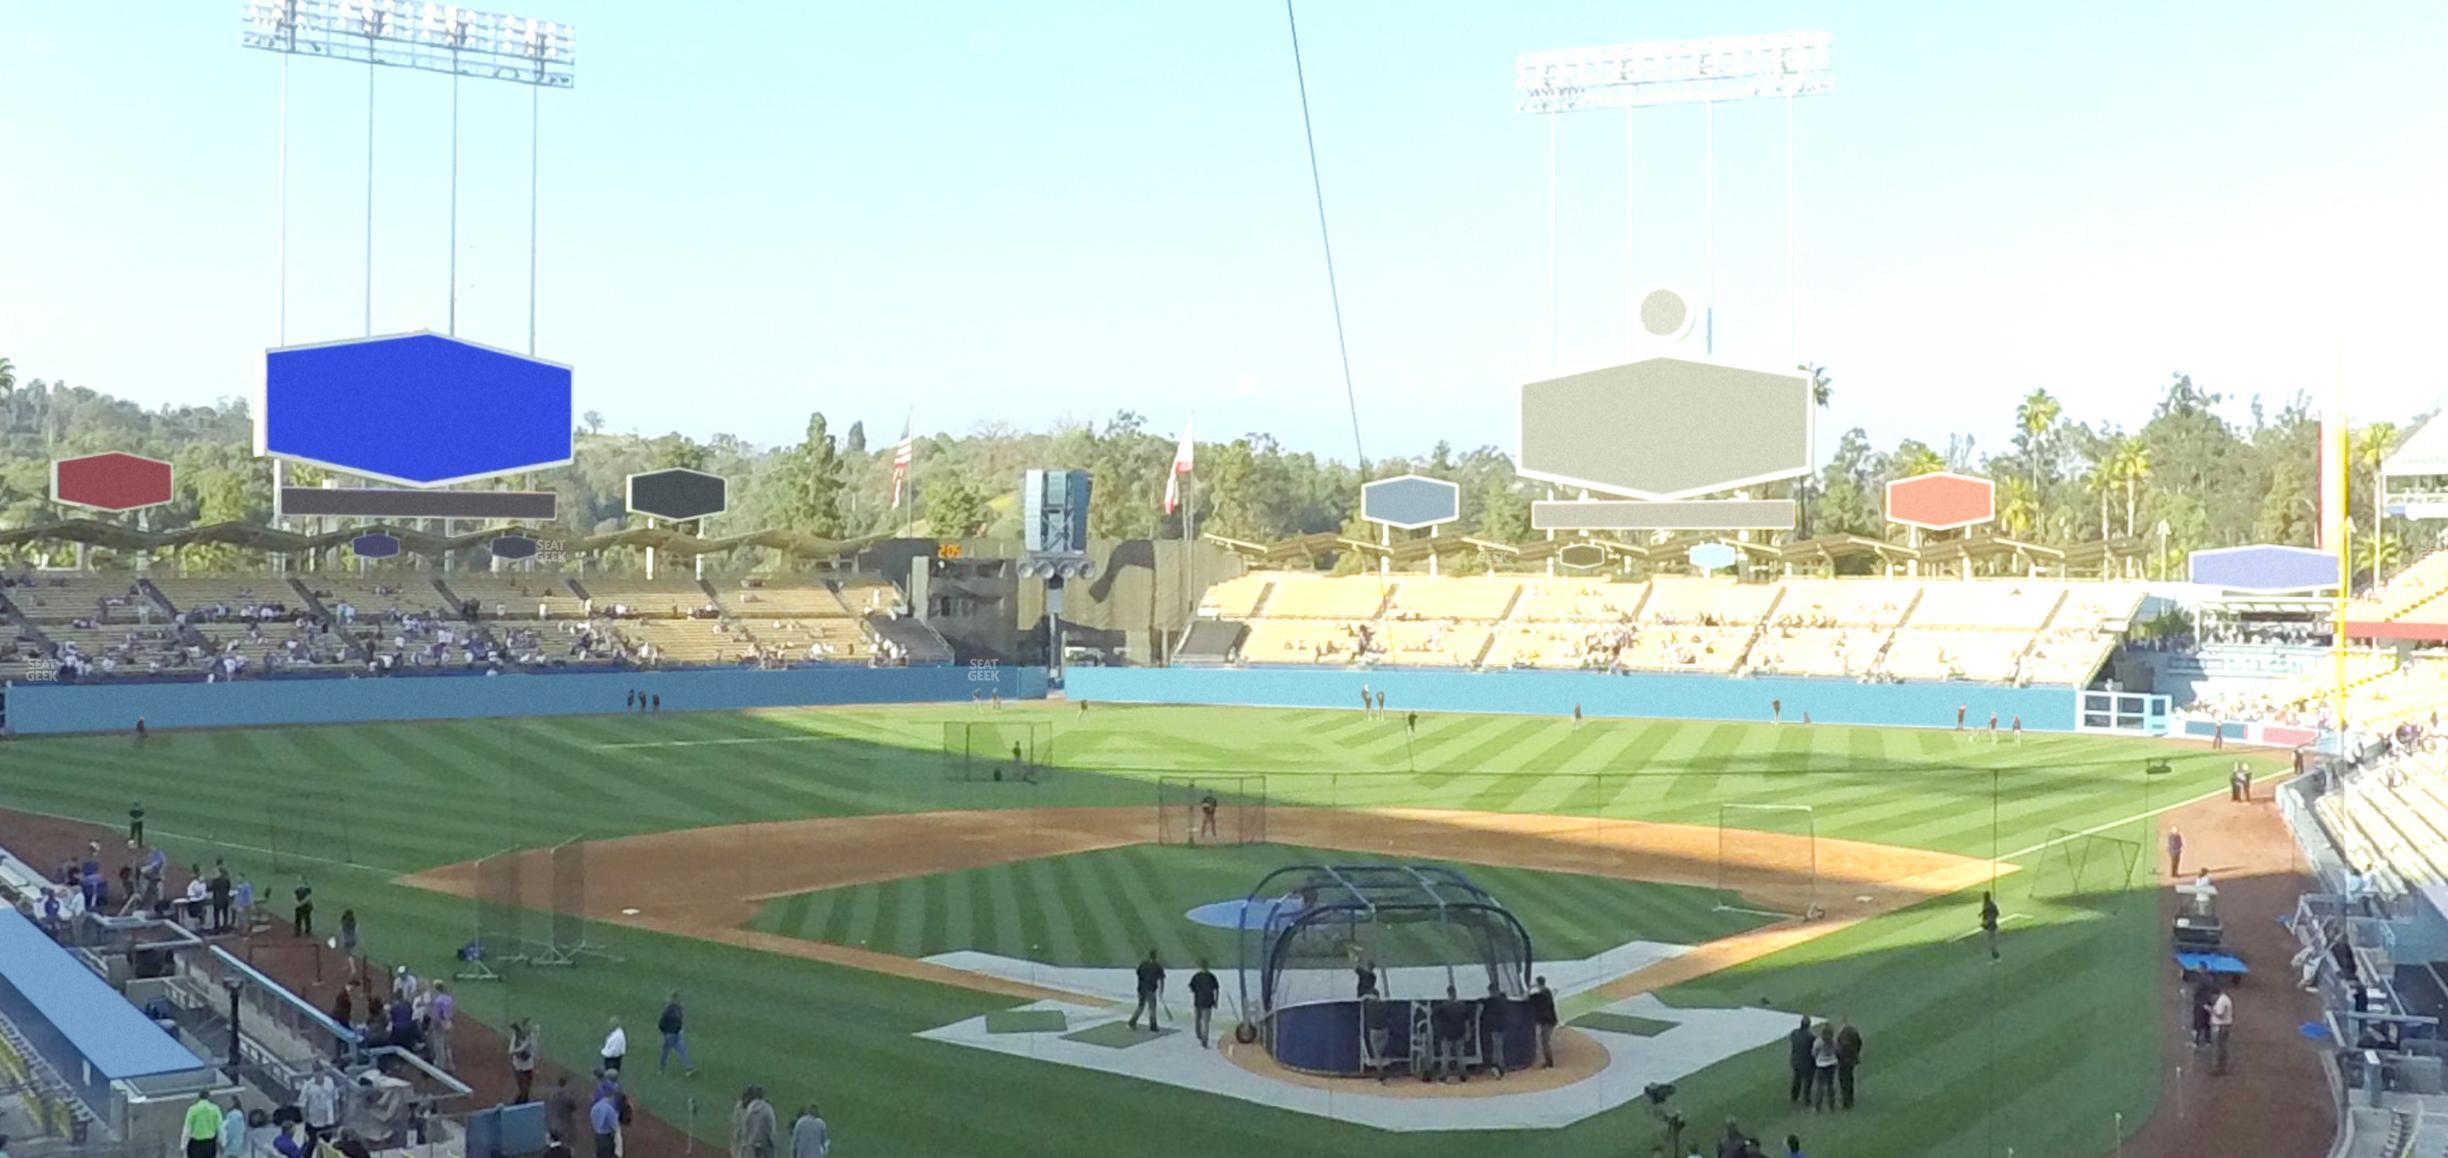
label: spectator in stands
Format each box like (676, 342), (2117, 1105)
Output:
(301, 1066), (340, 1143)
(218, 1098), (247, 1158)
(182, 1090), (224, 1158)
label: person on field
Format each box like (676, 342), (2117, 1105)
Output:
(1189, 960), (1220, 1047)
(1956, 704), (1967, 731)
(1360, 684), (1373, 716)
(1129, 950), (1165, 1031)
(790, 1105), (830, 1158)
(588, 1082), (619, 1158)
(1375, 690), (1386, 717)
(659, 990), (696, 1075)
(1199, 792), (1219, 840)
(2209, 988), (2235, 1074)
(731, 1086), (776, 1158)
(547, 1076), (580, 1147)
(2010, 715), (2023, 743)
(338, 910), (360, 977)
(1355, 957), (1379, 998)
(292, 878), (314, 938)
(2167, 827), (2185, 877)
(1834, 1017), (1863, 1108)
(1527, 976), (1559, 1067)
(1979, 892), (2001, 961)
(1431, 986), (1472, 1082)
(1480, 982), (1512, 1079)
(1361, 993), (1393, 1081)
(428, 982), (455, 1070)
(1406, 710), (1418, 734)
(1572, 704), (1583, 727)
(509, 1019), (539, 1102)
(1811, 1023), (1839, 1110)
(1771, 699), (1782, 724)
(1986, 711), (1999, 741)
(1787, 1016), (1816, 1103)
(209, 861), (232, 933)
(128, 799), (146, 845)
(600, 1017), (627, 1075)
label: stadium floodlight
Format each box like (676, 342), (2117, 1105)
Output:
(1516, 31), (1829, 114)
(241, 0), (577, 87)
(1516, 31), (1832, 366)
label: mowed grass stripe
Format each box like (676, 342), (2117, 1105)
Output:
(1020, 856), (1083, 963)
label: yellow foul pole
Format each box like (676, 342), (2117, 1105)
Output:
(2325, 363), (2351, 743)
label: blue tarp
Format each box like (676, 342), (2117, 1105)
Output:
(0, 908), (204, 1106)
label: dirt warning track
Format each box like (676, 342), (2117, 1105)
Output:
(400, 806), (1997, 1001)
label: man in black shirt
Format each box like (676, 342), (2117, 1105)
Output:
(1360, 993), (1393, 1081)
(208, 861), (232, 933)
(1480, 983), (1512, 1078)
(1526, 976), (1559, 1068)
(1188, 960), (1220, 1047)
(1355, 958), (1379, 999)
(1128, 950), (1165, 1032)
(1432, 987), (1472, 1083)
(1979, 892), (2001, 961)
(1786, 1015), (1816, 1104)
(1834, 1017), (1864, 1108)
(292, 878), (314, 938)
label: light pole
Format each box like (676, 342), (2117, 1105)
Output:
(1516, 32), (1832, 362)
(242, 0), (577, 349)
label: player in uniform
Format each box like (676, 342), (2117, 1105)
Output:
(1199, 792), (1219, 840)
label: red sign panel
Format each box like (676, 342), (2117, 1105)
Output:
(53, 452), (174, 513)
(1885, 472), (1996, 532)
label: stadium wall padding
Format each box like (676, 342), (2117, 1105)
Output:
(1065, 667), (2085, 731)
(4, 665), (1045, 734)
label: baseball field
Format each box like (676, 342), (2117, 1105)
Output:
(0, 702), (2286, 1155)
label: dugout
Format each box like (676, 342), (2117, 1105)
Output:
(1238, 864), (1536, 1077)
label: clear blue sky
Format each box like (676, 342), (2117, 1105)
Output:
(3, 1), (2442, 465)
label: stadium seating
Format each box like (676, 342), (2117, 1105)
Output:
(2353, 549), (2448, 625)
(1210, 571), (2147, 686)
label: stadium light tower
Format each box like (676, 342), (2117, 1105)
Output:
(242, 0), (577, 354)
(1516, 31), (1831, 364)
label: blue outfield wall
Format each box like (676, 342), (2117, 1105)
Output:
(6, 665), (1047, 735)
(1066, 666), (2084, 731)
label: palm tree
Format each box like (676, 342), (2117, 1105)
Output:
(2110, 436), (2152, 538)
(2357, 421), (2400, 565)
(1797, 364), (1833, 408)
(1996, 475), (2038, 539)
(1894, 446), (1946, 477)
(2016, 388), (2061, 496)
(2363, 531), (2401, 579)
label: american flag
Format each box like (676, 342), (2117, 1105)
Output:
(890, 418), (914, 509)
(1163, 416), (1194, 515)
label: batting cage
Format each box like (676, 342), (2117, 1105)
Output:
(940, 720), (1053, 782)
(458, 836), (615, 981)
(1714, 803), (1818, 918)
(2026, 829), (2142, 903)
(1156, 775), (1268, 846)
(1237, 864), (1535, 1078)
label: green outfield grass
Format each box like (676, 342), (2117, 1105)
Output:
(745, 841), (1773, 967)
(0, 703), (2288, 1157)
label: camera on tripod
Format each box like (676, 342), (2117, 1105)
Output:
(1644, 1083), (1685, 1150)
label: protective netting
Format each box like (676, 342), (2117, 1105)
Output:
(940, 720), (1054, 782)
(1156, 775), (1268, 845)
(1715, 803), (1818, 917)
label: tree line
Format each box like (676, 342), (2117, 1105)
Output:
(0, 355), (2430, 577)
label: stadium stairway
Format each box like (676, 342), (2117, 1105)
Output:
(0, 589), (51, 655)
(429, 577), (508, 657)
(287, 577), (373, 663)
(1732, 586), (1788, 672)
(138, 577), (211, 652)
(868, 612), (953, 664)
